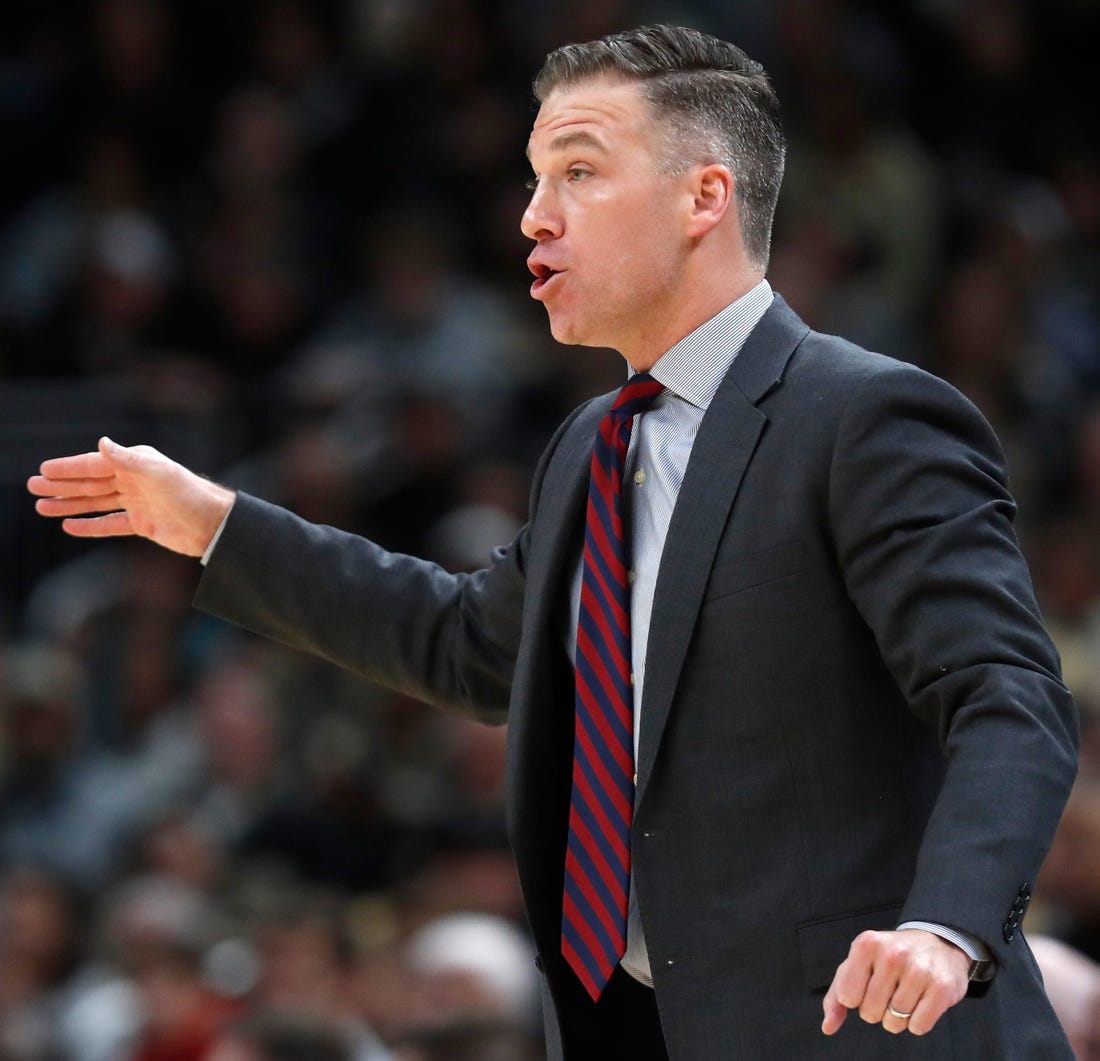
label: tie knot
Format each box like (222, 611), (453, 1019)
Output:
(611, 373), (665, 421)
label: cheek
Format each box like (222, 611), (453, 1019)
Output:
(568, 191), (682, 303)
(599, 230), (676, 299)
(582, 218), (648, 284)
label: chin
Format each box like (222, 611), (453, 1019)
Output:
(547, 315), (601, 349)
(547, 317), (580, 346)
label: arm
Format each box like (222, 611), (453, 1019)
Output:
(821, 365), (1078, 1035)
(193, 491), (526, 721)
(189, 398), (605, 716)
(28, 436), (527, 721)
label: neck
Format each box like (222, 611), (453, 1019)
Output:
(621, 267), (765, 373)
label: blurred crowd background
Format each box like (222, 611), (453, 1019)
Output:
(0, 0), (1098, 1058)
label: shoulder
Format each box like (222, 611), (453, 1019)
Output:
(791, 327), (936, 392)
(745, 314), (1008, 491)
(747, 295), (973, 421)
(783, 326), (990, 434)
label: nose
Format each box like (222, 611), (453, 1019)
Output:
(521, 180), (562, 242)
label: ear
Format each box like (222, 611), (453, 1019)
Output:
(685, 163), (735, 239)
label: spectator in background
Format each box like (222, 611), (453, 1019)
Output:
(205, 1012), (361, 1061)
(1031, 936), (1100, 1061)
(285, 206), (528, 455)
(401, 912), (539, 1030)
(773, 65), (941, 359)
(98, 874), (239, 1061)
(0, 868), (85, 1060)
(0, 641), (173, 889)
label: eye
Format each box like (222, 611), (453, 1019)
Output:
(567, 167), (592, 182)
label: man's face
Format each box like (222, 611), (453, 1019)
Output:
(523, 77), (695, 367)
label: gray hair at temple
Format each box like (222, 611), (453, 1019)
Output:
(533, 24), (786, 268)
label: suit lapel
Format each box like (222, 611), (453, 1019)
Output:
(506, 394), (606, 825)
(634, 296), (809, 808)
(522, 395), (608, 618)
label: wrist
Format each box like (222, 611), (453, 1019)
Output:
(196, 481), (236, 559)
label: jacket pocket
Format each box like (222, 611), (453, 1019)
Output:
(704, 540), (805, 602)
(796, 901), (905, 990)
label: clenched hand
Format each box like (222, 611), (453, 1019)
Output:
(822, 928), (971, 1037)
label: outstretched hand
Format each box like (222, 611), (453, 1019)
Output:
(822, 928), (971, 1038)
(27, 437), (235, 558)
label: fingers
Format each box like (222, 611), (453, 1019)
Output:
(34, 493), (123, 518)
(822, 931), (875, 1035)
(859, 935), (908, 1031)
(34, 448), (115, 483)
(29, 438), (151, 493)
(881, 996), (915, 1035)
(59, 511), (136, 538)
(900, 972), (965, 1036)
(27, 438), (138, 537)
(29, 465), (115, 495)
(821, 981), (849, 1035)
(29, 437), (124, 499)
(28, 474), (120, 500)
(28, 439), (155, 522)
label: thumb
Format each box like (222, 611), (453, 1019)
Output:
(99, 436), (136, 467)
(821, 985), (848, 1036)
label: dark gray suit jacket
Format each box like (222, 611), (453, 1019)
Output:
(196, 296), (1078, 1058)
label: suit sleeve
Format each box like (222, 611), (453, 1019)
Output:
(194, 497), (527, 724)
(826, 363), (1078, 968)
(193, 398), (595, 723)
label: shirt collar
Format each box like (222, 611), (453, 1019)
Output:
(643, 279), (774, 411)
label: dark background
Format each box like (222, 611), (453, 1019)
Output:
(0, 2), (1098, 1058)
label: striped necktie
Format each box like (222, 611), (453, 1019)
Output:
(562, 372), (665, 1001)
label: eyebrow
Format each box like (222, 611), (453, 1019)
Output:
(526, 129), (609, 161)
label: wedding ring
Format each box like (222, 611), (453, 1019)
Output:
(887, 1003), (913, 1021)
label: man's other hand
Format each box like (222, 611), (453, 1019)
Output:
(822, 927), (970, 1037)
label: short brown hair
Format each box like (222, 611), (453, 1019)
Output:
(534, 25), (785, 267)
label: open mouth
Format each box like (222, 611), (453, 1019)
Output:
(529, 262), (563, 297)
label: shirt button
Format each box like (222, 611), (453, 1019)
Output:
(633, 469), (646, 485)
(632, 773), (638, 785)
(629, 672), (635, 686)
(627, 569), (636, 583)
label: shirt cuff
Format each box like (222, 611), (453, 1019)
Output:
(200, 505), (234, 566)
(896, 920), (995, 979)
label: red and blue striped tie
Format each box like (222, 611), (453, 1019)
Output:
(563, 372), (665, 1001)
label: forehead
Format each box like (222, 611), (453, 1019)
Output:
(527, 76), (656, 158)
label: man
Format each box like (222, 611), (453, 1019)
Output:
(28, 25), (1078, 1059)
